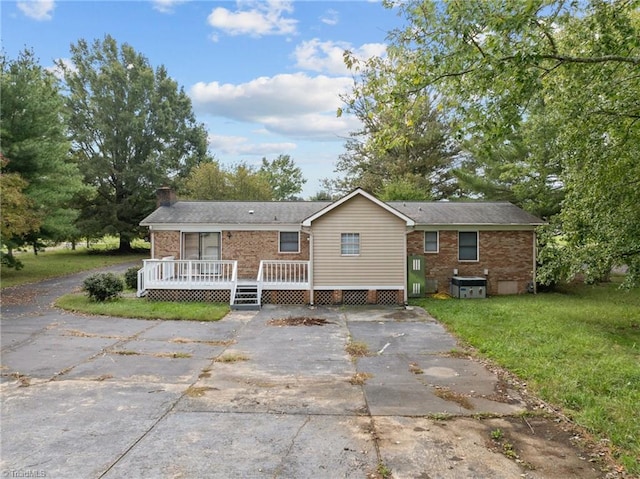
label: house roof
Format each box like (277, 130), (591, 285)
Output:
(141, 198), (544, 227)
(389, 201), (546, 226)
(301, 188), (415, 227)
(140, 200), (331, 226)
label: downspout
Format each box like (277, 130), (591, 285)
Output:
(307, 228), (314, 306)
(404, 228), (412, 305)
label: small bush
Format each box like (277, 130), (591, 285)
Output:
(124, 266), (139, 290)
(83, 272), (124, 302)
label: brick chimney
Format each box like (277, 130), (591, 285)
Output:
(156, 186), (177, 207)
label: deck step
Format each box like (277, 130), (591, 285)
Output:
(231, 284), (260, 310)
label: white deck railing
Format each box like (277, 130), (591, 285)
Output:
(257, 260), (310, 289)
(136, 258), (310, 298)
(137, 258), (237, 296)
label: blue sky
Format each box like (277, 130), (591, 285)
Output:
(1, 0), (406, 197)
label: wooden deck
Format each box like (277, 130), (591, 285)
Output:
(137, 259), (311, 306)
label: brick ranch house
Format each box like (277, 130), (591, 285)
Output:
(137, 187), (545, 308)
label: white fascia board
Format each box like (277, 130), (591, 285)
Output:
(413, 224), (542, 231)
(302, 188), (415, 227)
(147, 223), (302, 232)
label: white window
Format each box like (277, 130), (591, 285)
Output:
(458, 231), (478, 261)
(341, 233), (360, 255)
(279, 231), (299, 253)
(424, 231), (439, 253)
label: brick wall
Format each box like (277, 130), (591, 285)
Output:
(152, 231), (180, 259)
(407, 230), (535, 295)
(221, 230), (310, 279)
(151, 230), (310, 278)
(151, 227), (534, 297)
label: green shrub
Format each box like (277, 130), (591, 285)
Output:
(83, 272), (124, 302)
(124, 266), (139, 290)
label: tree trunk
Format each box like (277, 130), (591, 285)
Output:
(118, 235), (134, 253)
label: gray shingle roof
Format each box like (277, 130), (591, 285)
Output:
(141, 199), (544, 226)
(388, 201), (545, 226)
(141, 201), (332, 225)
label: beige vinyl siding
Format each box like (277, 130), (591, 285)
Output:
(312, 195), (406, 287)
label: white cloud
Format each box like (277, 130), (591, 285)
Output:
(259, 112), (359, 140)
(17, 0), (55, 21)
(320, 8), (339, 26)
(209, 134), (296, 156)
(191, 73), (358, 140)
(191, 73), (350, 119)
(207, 0), (297, 37)
(151, 0), (188, 14)
(293, 39), (387, 75)
(45, 58), (77, 80)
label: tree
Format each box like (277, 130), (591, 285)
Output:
(336, 75), (460, 199)
(183, 160), (272, 200)
(60, 35), (208, 252)
(0, 49), (85, 259)
(308, 190), (335, 201)
(0, 157), (40, 269)
(228, 162), (272, 200)
(259, 154), (306, 200)
(350, 0), (640, 286)
(455, 127), (564, 219)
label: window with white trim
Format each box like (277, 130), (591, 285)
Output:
(458, 231), (478, 261)
(341, 233), (360, 255)
(424, 231), (439, 253)
(279, 231), (299, 253)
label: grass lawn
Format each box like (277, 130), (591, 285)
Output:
(1, 244), (149, 288)
(55, 293), (229, 322)
(411, 282), (640, 474)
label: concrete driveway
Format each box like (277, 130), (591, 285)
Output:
(1, 269), (605, 478)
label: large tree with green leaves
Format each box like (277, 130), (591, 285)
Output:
(182, 160), (272, 200)
(259, 154), (306, 200)
(0, 157), (39, 269)
(336, 76), (460, 199)
(348, 0), (640, 286)
(1, 49), (86, 262)
(60, 35), (209, 251)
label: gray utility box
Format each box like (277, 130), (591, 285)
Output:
(450, 276), (487, 299)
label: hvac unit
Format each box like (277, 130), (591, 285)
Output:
(450, 276), (487, 299)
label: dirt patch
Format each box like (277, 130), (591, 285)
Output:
(409, 362), (424, 374)
(346, 340), (371, 358)
(63, 329), (124, 340)
(383, 309), (422, 321)
(350, 372), (373, 385)
(486, 416), (624, 477)
(433, 386), (474, 410)
(170, 337), (236, 346)
(214, 352), (249, 363)
(267, 316), (332, 326)
(375, 415), (622, 478)
(185, 386), (216, 397)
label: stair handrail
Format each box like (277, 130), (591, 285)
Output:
(230, 260), (238, 306)
(256, 261), (264, 300)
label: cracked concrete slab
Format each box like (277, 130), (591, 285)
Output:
(1, 380), (184, 478)
(0, 270), (610, 478)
